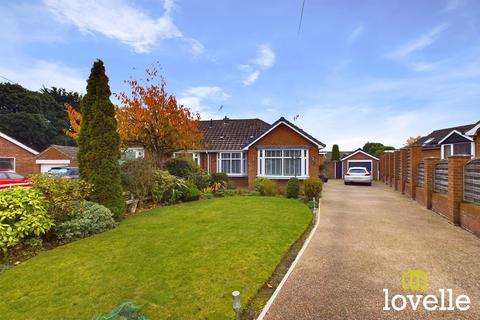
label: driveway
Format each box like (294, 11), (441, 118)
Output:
(264, 180), (480, 320)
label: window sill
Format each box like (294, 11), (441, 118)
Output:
(225, 174), (247, 177)
(257, 175), (309, 180)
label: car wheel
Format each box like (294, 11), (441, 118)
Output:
(344, 181), (348, 185)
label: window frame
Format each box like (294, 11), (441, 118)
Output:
(217, 152), (247, 177)
(257, 148), (309, 179)
(0, 157), (15, 172)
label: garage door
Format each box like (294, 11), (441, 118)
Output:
(348, 161), (372, 172)
(40, 164), (68, 173)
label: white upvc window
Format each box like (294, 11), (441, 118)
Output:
(441, 142), (474, 159)
(257, 149), (309, 178)
(218, 152), (246, 176)
(192, 152), (200, 166)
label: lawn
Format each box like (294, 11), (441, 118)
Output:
(0, 196), (311, 319)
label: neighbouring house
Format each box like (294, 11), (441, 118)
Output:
(0, 131), (39, 176)
(35, 145), (79, 172)
(176, 117), (325, 189)
(339, 148), (379, 180)
(414, 121), (480, 159)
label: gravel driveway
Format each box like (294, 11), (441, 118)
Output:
(265, 180), (480, 320)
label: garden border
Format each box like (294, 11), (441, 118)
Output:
(255, 200), (321, 320)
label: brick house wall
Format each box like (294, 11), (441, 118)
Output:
(342, 152), (379, 180)
(0, 135), (37, 176)
(247, 123), (320, 190)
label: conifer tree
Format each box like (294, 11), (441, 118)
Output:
(331, 144), (340, 161)
(78, 60), (125, 217)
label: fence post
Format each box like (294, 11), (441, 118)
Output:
(423, 157), (439, 209)
(447, 155), (471, 225)
(409, 146), (423, 199)
(394, 150), (400, 191)
(399, 149), (407, 194)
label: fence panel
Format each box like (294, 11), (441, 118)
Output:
(464, 159), (480, 204)
(406, 149), (411, 183)
(417, 161), (424, 187)
(434, 160), (448, 194)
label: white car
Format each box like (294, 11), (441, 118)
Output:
(344, 167), (372, 185)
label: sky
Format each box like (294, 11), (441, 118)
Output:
(1, 0), (479, 150)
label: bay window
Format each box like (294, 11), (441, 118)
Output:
(218, 152), (246, 176)
(258, 149), (308, 178)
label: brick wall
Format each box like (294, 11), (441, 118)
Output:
(460, 203), (480, 236)
(247, 123), (319, 189)
(475, 131), (480, 157)
(0, 136), (37, 176)
(416, 187), (426, 207)
(432, 192), (449, 218)
(421, 148), (441, 158)
(447, 155), (471, 224)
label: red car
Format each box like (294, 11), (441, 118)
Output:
(0, 172), (32, 189)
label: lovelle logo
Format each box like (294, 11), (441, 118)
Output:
(383, 269), (471, 312)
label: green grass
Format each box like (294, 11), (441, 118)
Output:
(0, 196), (311, 320)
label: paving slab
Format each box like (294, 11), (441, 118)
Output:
(265, 180), (480, 320)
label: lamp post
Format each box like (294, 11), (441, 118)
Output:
(232, 291), (241, 320)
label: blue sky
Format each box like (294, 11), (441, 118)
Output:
(1, 0), (479, 150)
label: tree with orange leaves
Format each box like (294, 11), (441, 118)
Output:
(115, 67), (203, 166)
(64, 103), (81, 140)
(64, 65), (203, 167)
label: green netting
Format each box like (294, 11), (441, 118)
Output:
(95, 302), (147, 320)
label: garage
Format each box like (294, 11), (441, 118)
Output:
(35, 145), (78, 173)
(340, 148), (379, 180)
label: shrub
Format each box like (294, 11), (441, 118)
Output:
(286, 177), (300, 198)
(304, 177), (323, 200)
(210, 172), (230, 185)
(164, 157), (199, 178)
(152, 170), (187, 204)
(0, 187), (53, 253)
(55, 201), (116, 243)
(180, 180), (201, 202)
(190, 171), (211, 190)
(254, 178), (276, 196)
(121, 158), (155, 207)
(30, 174), (92, 222)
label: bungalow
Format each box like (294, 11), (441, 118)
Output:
(414, 121), (480, 159)
(0, 131), (39, 176)
(185, 116), (326, 189)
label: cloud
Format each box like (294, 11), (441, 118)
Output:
(178, 86), (229, 119)
(387, 24), (448, 60)
(240, 44), (275, 86)
(443, 0), (464, 12)
(43, 0), (203, 54)
(347, 24), (364, 44)
(242, 70), (260, 86)
(0, 59), (86, 92)
(254, 44), (276, 68)
(410, 62), (438, 72)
